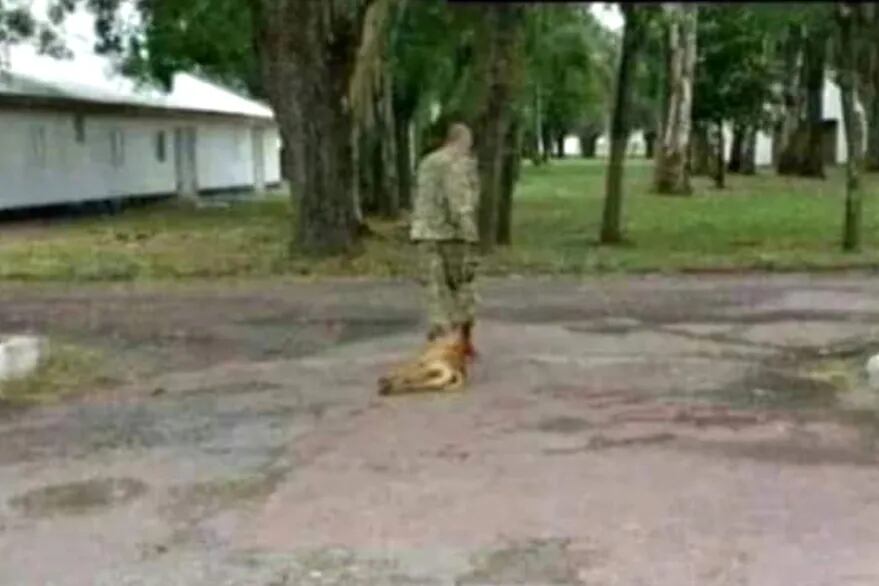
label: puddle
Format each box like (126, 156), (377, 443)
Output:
(534, 416), (593, 435)
(9, 477), (147, 517)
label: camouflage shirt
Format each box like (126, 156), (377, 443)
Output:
(410, 147), (480, 243)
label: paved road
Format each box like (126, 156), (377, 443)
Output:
(1, 275), (879, 585)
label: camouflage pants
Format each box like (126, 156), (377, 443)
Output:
(418, 241), (478, 334)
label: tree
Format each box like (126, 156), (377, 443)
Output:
(497, 115), (522, 245)
(522, 6), (615, 164)
(771, 6), (835, 178)
(252, 0), (372, 255)
(470, 4), (526, 252)
(630, 19), (664, 160)
(799, 22), (829, 178)
(692, 5), (778, 188)
(837, 3), (865, 251)
(653, 3), (697, 195)
(85, 0), (377, 256)
(0, 1), (71, 65)
(859, 4), (879, 172)
(600, 4), (648, 244)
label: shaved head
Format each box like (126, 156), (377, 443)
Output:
(445, 123), (473, 152)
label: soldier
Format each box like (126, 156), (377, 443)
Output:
(411, 122), (480, 358)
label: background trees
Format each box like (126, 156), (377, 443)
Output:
(691, 5), (777, 188)
(2, 1), (877, 260)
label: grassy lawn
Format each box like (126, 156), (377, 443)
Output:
(0, 159), (877, 281)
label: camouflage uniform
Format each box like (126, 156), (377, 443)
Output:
(411, 145), (480, 336)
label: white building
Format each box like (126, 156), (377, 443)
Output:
(0, 45), (281, 211)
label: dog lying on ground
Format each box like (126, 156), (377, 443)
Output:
(378, 327), (470, 396)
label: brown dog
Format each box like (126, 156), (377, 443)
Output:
(378, 327), (470, 396)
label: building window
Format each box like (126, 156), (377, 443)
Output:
(110, 128), (125, 167)
(31, 125), (47, 167)
(73, 115), (85, 143)
(155, 130), (167, 162)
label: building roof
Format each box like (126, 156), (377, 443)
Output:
(0, 44), (274, 121)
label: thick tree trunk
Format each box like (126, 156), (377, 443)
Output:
(357, 126), (375, 213)
(252, 0), (363, 256)
(867, 98), (879, 171)
(473, 4), (525, 252)
(644, 130), (656, 159)
(838, 4), (865, 251)
(866, 5), (879, 171)
(653, 3), (697, 195)
(601, 4), (645, 244)
(377, 67), (399, 218)
(799, 31), (826, 178)
(351, 124), (365, 226)
(728, 122), (745, 173)
(690, 124), (713, 176)
(533, 83), (545, 165)
(741, 125), (757, 175)
(497, 117), (522, 246)
(540, 126), (553, 164)
(777, 25), (805, 175)
(579, 132), (599, 158)
(713, 120), (726, 189)
(523, 129), (540, 165)
(555, 134), (566, 159)
(394, 113), (413, 210)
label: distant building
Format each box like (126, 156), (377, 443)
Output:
(565, 77), (865, 166)
(0, 46), (281, 211)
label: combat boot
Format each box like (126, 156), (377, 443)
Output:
(462, 320), (478, 361)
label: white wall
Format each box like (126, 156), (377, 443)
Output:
(0, 108), (281, 210)
(264, 127), (281, 184)
(0, 110), (175, 208)
(195, 122), (253, 190)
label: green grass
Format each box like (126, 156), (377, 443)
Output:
(0, 160), (877, 281)
(0, 341), (115, 405)
(493, 159), (879, 274)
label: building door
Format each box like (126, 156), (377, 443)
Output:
(174, 127), (198, 197)
(251, 127), (266, 193)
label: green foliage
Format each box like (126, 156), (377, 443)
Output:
(693, 5), (780, 128)
(523, 5), (616, 140)
(629, 9), (664, 133)
(84, 0), (262, 96)
(0, 0), (74, 60)
(391, 0), (460, 117)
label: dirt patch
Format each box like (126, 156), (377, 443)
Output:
(8, 477), (148, 517)
(458, 538), (590, 585)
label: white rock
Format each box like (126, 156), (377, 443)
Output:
(867, 354), (879, 389)
(0, 335), (47, 382)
